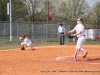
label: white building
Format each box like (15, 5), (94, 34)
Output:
(86, 29), (100, 40)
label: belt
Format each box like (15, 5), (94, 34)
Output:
(83, 35), (85, 36)
(60, 32), (64, 34)
(78, 35), (86, 38)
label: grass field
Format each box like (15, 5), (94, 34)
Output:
(0, 40), (100, 50)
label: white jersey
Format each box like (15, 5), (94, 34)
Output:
(73, 24), (85, 37)
(23, 37), (32, 44)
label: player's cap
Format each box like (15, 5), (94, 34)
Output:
(21, 34), (25, 37)
(60, 23), (62, 25)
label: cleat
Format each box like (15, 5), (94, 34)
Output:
(71, 58), (76, 61)
(21, 47), (25, 50)
(83, 52), (88, 58)
(32, 48), (35, 50)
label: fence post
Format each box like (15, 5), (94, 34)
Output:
(4, 23), (5, 44)
(31, 23), (34, 42)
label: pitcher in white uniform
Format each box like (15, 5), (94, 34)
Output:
(65, 18), (88, 61)
(21, 34), (34, 50)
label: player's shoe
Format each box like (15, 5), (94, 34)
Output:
(31, 47), (35, 50)
(32, 48), (35, 50)
(83, 52), (88, 58)
(71, 58), (76, 61)
(21, 47), (25, 50)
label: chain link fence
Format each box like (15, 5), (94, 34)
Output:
(0, 22), (70, 44)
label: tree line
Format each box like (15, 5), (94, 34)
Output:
(0, 0), (100, 28)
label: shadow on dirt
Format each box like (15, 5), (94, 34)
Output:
(87, 58), (100, 61)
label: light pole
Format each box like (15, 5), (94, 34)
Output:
(9, 0), (12, 41)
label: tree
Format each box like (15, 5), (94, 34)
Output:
(65, 0), (90, 28)
(0, 0), (28, 21)
(47, 0), (90, 27)
(12, 0), (28, 21)
(22, 0), (43, 22)
(0, 0), (9, 21)
(89, 2), (100, 28)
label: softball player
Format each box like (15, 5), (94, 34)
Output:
(65, 18), (88, 61)
(20, 34), (34, 50)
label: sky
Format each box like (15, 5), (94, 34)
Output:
(86, 0), (100, 6)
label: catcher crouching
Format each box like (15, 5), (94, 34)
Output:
(20, 34), (34, 50)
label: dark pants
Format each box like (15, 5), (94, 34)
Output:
(59, 33), (65, 45)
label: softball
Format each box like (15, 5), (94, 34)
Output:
(19, 37), (22, 40)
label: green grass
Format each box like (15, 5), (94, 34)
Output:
(65, 41), (100, 45)
(85, 41), (100, 45)
(0, 41), (100, 50)
(0, 44), (21, 50)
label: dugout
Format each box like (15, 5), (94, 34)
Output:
(86, 28), (100, 40)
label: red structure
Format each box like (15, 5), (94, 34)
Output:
(97, 35), (100, 40)
(48, 11), (52, 20)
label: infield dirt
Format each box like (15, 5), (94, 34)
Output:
(0, 45), (100, 75)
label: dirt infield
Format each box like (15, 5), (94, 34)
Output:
(0, 45), (100, 75)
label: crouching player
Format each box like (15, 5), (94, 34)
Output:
(20, 34), (34, 50)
